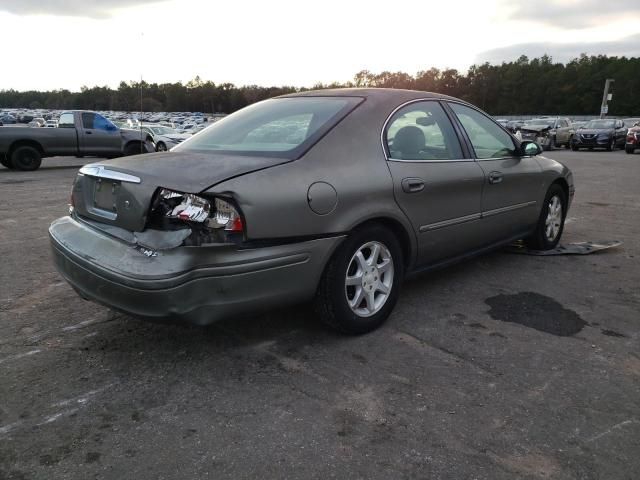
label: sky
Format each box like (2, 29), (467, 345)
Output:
(1, 0), (639, 91)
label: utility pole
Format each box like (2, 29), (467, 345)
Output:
(600, 78), (614, 118)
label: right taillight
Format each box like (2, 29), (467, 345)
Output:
(210, 197), (244, 232)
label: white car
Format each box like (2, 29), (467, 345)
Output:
(140, 125), (191, 151)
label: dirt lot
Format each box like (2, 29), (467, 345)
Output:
(1, 150), (639, 480)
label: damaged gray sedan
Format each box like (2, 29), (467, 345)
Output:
(50, 89), (574, 334)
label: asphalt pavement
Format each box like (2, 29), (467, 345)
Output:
(1, 149), (639, 479)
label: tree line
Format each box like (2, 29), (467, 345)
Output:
(1, 54), (639, 116)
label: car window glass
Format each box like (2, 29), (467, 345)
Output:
(58, 113), (74, 128)
(93, 114), (114, 131)
(174, 97), (362, 159)
(450, 103), (517, 159)
(82, 113), (95, 130)
(244, 113), (312, 146)
(385, 101), (462, 160)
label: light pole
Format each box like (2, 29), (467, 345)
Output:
(600, 78), (614, 119)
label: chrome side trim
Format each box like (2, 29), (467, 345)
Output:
(418, 200), (537, 232)
(482, 201), (537, 218)
(79, 165), (141, 184)
(419, 213), (481, 232)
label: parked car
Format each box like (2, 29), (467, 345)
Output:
(0, 114), (17, 124)
(139, 125), (191, 151)
(0, 111), (154, 170)
(571, 119), (627, 151)
(625, 120), (640, 154)
(49, 89), (574, 334)
(520, 117), (573, 150)
(44, 120), (58, 128)
(506, 119), (526, 133)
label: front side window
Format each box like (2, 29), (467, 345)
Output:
(173, 97), (363, 159)
(450, 103), (517, 159)
(93, 114), (115, 131)
(385, 101), (462, 160)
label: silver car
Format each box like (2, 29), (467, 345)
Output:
(50, 89), (574, 334)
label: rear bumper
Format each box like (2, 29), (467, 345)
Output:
(49, 216), (344, 325)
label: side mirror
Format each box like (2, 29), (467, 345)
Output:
(521, 140), (542, 156)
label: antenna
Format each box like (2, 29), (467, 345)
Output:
(140, 31), (144, 154)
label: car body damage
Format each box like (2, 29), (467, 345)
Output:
(50, 89), (574, 332)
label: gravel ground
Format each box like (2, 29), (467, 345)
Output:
(1, 149), (639, 480)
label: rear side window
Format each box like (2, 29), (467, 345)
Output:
(449, 103), (517, 159)
(58, 113), (74, 128)
(385, 101), (462, 160)
(174, 97), (363, 159)
(82, 113), (95, 129)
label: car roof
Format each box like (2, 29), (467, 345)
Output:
(280, 87), (460, 103)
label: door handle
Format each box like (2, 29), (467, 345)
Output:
(401, 177), (425, 193)
(488, 171), (503, 184)
(85, 131), (93, 134)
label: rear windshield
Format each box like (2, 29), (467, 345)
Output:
(173, 97), (363, 159)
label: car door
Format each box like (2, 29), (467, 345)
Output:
(79, 113), (121, 157)
(446, 102), (542, 243)
(384, 100), (487, 266)
(556, 119), (570, 144)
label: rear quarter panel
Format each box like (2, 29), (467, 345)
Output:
(204, 96), (419, 265)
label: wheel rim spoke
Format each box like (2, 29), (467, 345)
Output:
(346, 273), (363, 286)
(365, 289), (376, 313)
(349, 287), (364, 309)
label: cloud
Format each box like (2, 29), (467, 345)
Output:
(0, 0), (168, 18)
(475, 33), (640, 65)
(501, 0), (640, 28)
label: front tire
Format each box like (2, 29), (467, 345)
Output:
(314, 224), (404, 335)
(156, 142), (167, 152)
(525, 184), (567, 250)
(565, 136), (573, 149)
(11, 145), (42, 171)
(626, 145), (635, 154)
(607, 138), (616, 151)
(571, 143), (579, 151)
(1, 156), (14, 169)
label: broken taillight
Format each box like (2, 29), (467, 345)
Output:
(155, 188), (244, 233)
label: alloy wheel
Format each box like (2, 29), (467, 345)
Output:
(545, 195), (563, 242)
(345, 241), (394, 317)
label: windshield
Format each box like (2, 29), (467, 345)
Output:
(583, 120), (615, 129)
(174, 96), (363, 159)
(151, 126), (178, 135)
(525, 119), (555, 127)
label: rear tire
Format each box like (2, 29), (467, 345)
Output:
(314, 224), (404, 335)
(123, 142), (142, 156)
(626, 145), (635, 154)
(11, 145), (42, 171)
(525, 184), (567, 251)
(571, 144), (578, 151)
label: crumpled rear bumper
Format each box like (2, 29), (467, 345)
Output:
(49, 216), (343, 325)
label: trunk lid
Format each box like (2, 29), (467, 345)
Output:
(72, 151), (288, 231)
